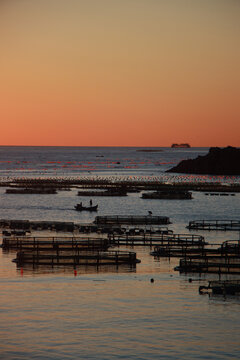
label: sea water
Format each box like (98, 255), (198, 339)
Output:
(0, 147), (240, 360)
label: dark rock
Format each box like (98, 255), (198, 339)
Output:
(171, 143), (190, 148)
(166, 146), (240, 175)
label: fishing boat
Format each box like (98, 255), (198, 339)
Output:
(74, 203), (98, 211)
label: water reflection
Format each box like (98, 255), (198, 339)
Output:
(15, 263), (137, 277)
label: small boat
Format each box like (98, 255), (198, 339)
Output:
(74, 204), (98, 211)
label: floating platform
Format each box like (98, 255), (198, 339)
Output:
(80, 185), (140, 193)
(142, 191), (192, 200)
(205, 193), (235, 196)
(13, 249), (140, 267)
(1, 236), (111, 251)
(0, 219), (172, 235)
(187, 220), (240, 231)
(77, 190), (127, 196)
(123, 226), (172, 236)
(2, 230), (29, 236)
(5, 188), (57, 194)
(151, 244), (219, 257)
(111, 233), (205, 247)
(94, 215), (170, 225)
(154, 239), (240, 258)
(151, 241), (228, 258)
(175, 254), (240, 274)
(0, 219), (75, 232)
(4, 177), (240, 192)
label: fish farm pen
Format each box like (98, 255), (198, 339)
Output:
(13, 249), (140, 267)
(1, 236), (111, 252)
(5, 188), (58, 194)
(172, 240), (240, 274)
(141, 191), (193, 200)
(199, 280), (240, 295)
(77, 190), (127, 196)
(94, 215), (170, 225)
(110, 233), (205, 247)
(187, 220), (240, 231)
(0, 219), (75, 232)
(204, 193), (235, 196)
(79, 184), (141, 193)
(3, 177), (240, 193)
(175, 254), (240, 274)
(1, 233), (140, 268)
(0, 219), (172, 234)
(151, 244), (218, 258)
(152, 239), (240, 258)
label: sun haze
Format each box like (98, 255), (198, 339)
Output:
(0, 0), (239, 147)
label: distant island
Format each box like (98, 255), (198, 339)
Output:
(166, 146), (240, 175)
(171, 143), (191, 148)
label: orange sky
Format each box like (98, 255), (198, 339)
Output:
(0, 0), (239, 147)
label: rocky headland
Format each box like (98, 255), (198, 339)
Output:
(166, 146), (240, 175)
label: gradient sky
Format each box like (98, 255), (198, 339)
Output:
(1, 0), (239, 146)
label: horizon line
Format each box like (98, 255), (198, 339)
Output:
(0, 144), (232, 148)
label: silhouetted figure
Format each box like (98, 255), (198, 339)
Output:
(148, 211), (152, 216)
(90, 199), (93, 206)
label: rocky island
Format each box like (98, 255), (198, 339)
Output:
(171, 143), (191, 148)
(166, 146), (240, 175)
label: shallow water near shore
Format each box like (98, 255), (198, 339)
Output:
(0, 147), (240, 359)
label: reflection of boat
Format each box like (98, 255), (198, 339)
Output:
(74, 204), (98, 211)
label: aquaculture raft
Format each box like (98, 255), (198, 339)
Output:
(1, 236), (111, 251)
(5, 188), (57, 194)
(110, 233), (205, 247)
(0, 219), (171, 235)
(77, 189), (127, 196)
(94, 215), (170, 225)
(187, 220), (240, 231)
(155, 239), (240, 258)
(141, 191), (192, 200)
(0, 219), (75, 232)
(13, 249), (140, 267)
(175, 253), (240, 274)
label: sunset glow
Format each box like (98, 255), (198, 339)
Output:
(1, 0), (239, 146)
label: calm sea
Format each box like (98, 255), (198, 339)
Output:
(0, 147), (240, 360)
